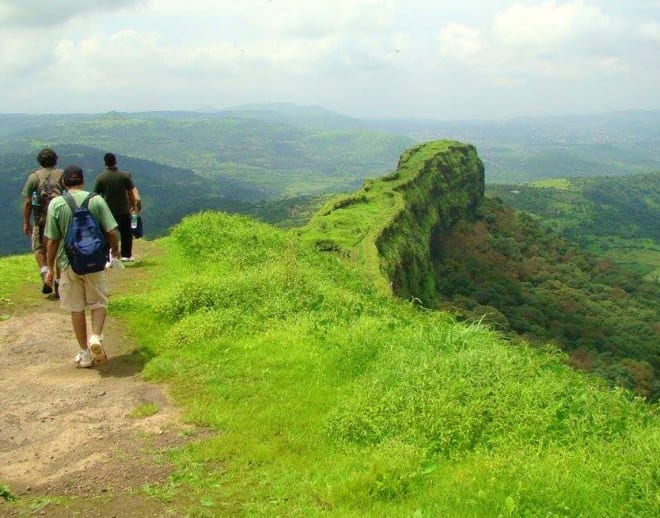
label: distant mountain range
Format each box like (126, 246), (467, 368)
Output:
(1, 105), (658, 256)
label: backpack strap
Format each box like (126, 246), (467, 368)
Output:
(81, 192), (97, 209)
(62, 191), (79, 212)
(62, 192), (97, 208)
(57, 192), (77, 240)
(34, 168), (53, 184)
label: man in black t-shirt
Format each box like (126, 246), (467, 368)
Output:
(93, 153), (141, 261)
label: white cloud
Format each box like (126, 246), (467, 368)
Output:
(143, 0), (395, 37)
(249, 0), (395, 37)
(437, 23), (484, 60)
(638, 21), (660, 42)
(594, 56), (629, 74)
(0, 0), (143, 27)
(493, 1), (613, 48)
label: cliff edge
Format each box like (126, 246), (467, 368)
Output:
(301, 140), (485, 299)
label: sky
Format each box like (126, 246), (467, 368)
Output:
(1, 0), (659, 120)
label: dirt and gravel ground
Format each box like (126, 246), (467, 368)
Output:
(0, 249), (203, 516)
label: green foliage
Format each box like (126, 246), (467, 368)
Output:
(431, 198), (660, 400)
(248, 193), (334, 229)
(488, 174), (660, 284)
(108, 204), (659, 516)
(490, 173), (660, 242)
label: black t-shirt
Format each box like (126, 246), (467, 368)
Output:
(93, 167), (135, 216)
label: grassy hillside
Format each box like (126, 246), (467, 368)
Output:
(2, 142), (658, 516)
(81, 214), (660, 515)
(3, 108), (657, 260)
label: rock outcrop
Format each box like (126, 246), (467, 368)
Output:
(302, 140), (485, 301)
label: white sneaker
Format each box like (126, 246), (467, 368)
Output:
(88, 334), (107, 364)
(120, 256), (135, 262)
(75, 349), (93, 368)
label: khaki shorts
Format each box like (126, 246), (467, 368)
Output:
(31, 224), (45, 253)
(59, 267), (109, 312)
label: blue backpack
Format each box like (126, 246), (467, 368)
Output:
(61, 192), (107, 275)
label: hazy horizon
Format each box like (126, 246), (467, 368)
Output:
(1, 1), (659, 120)
(1, 103), (660, 124)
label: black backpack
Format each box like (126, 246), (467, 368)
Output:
(61, 192), (107, 275)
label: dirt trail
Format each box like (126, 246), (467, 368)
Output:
(0, 245), (196, 516)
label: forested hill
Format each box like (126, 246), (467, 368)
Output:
(303, 142), (659, 400)
(487, 174), (660, 282)
(0, 111), (413, 201)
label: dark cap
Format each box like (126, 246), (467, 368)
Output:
(62, 164), (84, 186)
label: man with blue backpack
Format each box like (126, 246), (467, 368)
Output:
(44, 165), (120, 368)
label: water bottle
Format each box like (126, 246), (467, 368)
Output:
(31, 191), (40, 206)
(130, 212), (138, 229)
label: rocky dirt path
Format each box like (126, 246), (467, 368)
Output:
(0, 245), (197, 517)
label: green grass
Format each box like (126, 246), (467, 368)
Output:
(106, 210), (659, 517)
(0, 253), (38, 317)
(129, 403), (159, 419)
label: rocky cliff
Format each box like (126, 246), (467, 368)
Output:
(301, 140), (485, 300)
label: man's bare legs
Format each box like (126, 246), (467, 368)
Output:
(35, 242), (52, 295)
(35, 249), (47, 269)
(70, 308), (106, 350)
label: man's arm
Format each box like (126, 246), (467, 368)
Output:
(44, 238), (59, 287)
(106, 229), (120, 259)
(127, 187), (141, 212)
(22, 197), (33, 235)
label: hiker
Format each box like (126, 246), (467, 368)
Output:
(21, 148), (64, 296)
(93, 153), (141, 262)
(44, 165), (120, 368)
